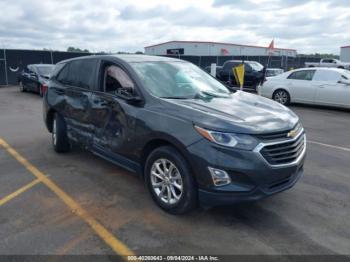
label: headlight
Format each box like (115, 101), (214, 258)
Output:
(194, 126), (258, 150)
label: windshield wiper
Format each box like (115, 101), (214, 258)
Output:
(199, 90), (230, 98)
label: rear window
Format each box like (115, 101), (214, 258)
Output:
(287, 70), (315, 81)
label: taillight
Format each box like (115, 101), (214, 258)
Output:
(42, 83), (48, 96)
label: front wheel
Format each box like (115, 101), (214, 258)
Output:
(273, 89), (290, 105)
(145, 146), (197, 215)
(52, 113), (70, 153)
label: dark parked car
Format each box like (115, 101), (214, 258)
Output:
(18, 64), (54, 96)
(207, 60), (266, 92)
(43, 55), (306, 214)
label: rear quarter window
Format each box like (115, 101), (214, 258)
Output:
(55, 59), (96, 89)
(287, 70), (315, 81)
(67, 59), (96, 89)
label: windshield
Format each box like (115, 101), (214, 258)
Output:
(36, 65), (54, 76)
(248, 62), (264, 71)
(131, 61), (231, 99)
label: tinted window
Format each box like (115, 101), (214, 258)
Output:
(52, 63), (66, 78)
(287, 70), (315, 81)
(313, 70), (341, 82)
(67, 59), (96, 89)
(223, 62), (239, 71)
(56, 64), (70, 84)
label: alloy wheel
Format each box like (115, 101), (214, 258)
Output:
(150, 159), (183, 205)
(274, 90), (288, 105)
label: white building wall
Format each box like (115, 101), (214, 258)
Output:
(144, 41), (297, 57)
(340, 47), (350, 62)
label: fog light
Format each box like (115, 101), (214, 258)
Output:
(208, 167), (231, 186)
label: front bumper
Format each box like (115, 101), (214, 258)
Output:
(186, 134), (306, 207)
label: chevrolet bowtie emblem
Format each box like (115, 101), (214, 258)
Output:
(287, 129), (298, 138)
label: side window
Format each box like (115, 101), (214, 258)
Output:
(56, 63), (70, 84)
(287, 70), (315, 81)
(244, 63), (252, 72)
(313, 70), (341, 82)
(103, 65), (134, 95)
(67, 59), (96, 89)
(51, 63), (66, 79)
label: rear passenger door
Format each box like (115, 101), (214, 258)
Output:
(286, 70), (316, 103)
(55, 59), (97, 145)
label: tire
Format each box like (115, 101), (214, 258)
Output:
(338, 66), (345, 69)
(273, 89), (290, 106)
(52, 113), (70, 153)
(144, 146), (197, 215)
(19, 81), (25, 92)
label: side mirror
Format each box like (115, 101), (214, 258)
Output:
(116, 88), (143, 104)
(338, 79), (350, 85)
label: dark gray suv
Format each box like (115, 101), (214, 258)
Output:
(43, 55), (306, 214)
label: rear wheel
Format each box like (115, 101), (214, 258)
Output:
(52, 113), (70, 153)
(145, 146), (197, 214)
(273, 89), (290, 105)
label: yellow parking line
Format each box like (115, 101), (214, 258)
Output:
(0, 138), (135, 257)
(0, 178), (41, 206)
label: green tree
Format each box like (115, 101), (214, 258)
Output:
(67, 47), (90, 53)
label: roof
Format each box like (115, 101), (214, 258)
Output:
(144, 40), (297, 51)
(341, 45), (350, 48)
(31, 64), (54, 66)
(294, 67), (349, 73)
(58, 54), (183, 64)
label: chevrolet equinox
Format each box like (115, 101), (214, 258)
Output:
(43, 55), (306, 214)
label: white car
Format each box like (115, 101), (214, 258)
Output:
(258, 67), (350, 109)
(305, 58), (350, 70)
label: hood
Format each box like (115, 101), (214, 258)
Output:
(159, 91), (299, 134)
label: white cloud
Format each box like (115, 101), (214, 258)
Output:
(0, 0), (349, 54)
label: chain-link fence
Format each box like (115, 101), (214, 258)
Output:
(0, 49), (93, 85)
(0, 49), (323, 86)
(161, 55), (321, 71)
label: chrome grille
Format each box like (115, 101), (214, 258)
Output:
(259, 132), (305, 166)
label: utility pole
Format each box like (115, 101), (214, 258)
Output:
(3, 48), (8, 85)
